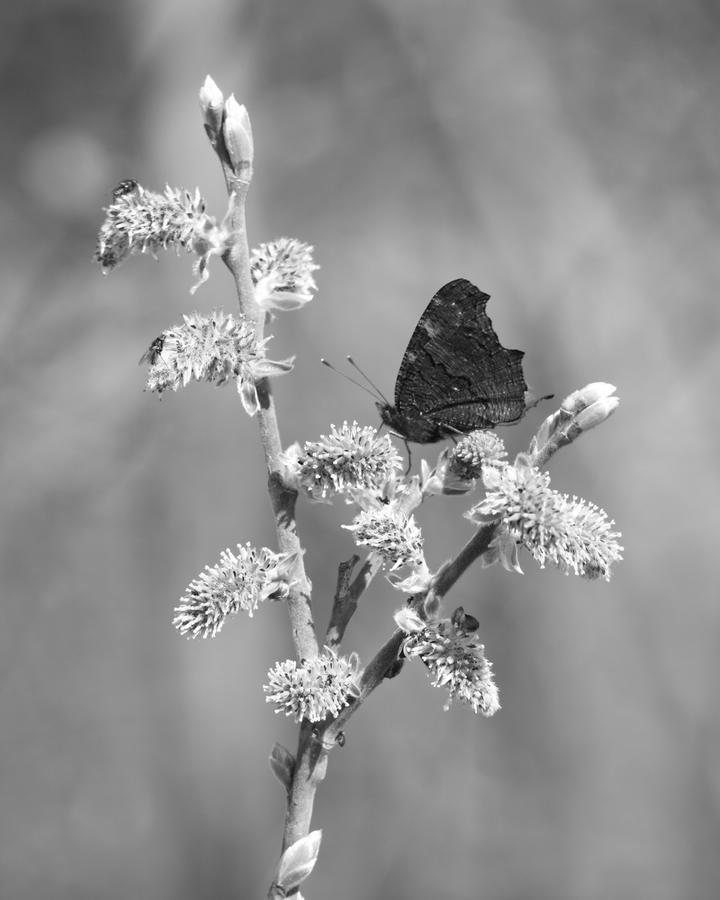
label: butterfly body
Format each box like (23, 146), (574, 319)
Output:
(379, 278), (529, 444)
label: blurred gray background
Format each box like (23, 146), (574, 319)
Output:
(2, 1), (719, 898)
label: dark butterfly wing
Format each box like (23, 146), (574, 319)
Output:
(381, 278), (527, 443)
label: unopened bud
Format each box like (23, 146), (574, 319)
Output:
(561, 382), (616, 415)
(199, 75), (225, 138)
(223, 95), (254, 179)
(275, 830), (322, 894)
(530, 383), (620, 467)
(532, 410), (563, 454)
(268, 742), (295, 790)
(574, 395), (620, 432)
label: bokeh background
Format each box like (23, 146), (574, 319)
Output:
(2, 1), (719, 898)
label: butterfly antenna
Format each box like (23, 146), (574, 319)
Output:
(321, 358), (382, 401)
(524, 389), (555, 413)
(346, 356), (390, 405)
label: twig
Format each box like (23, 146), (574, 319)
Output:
(325, 553), (384, 649)
(220, 176), (318, 664)
(325, 555), (359, 648)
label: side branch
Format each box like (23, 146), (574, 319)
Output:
(325, 554), (383, 649)
(325, 555), (359, 649)
(322, 520), (500, 743)
(433, 521), (500, 598)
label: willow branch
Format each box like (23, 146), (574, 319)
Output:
(220, 174), (317, 662)
(211, 130), (322, 894)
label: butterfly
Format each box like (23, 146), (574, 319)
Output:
(378, 278), (535, 443)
